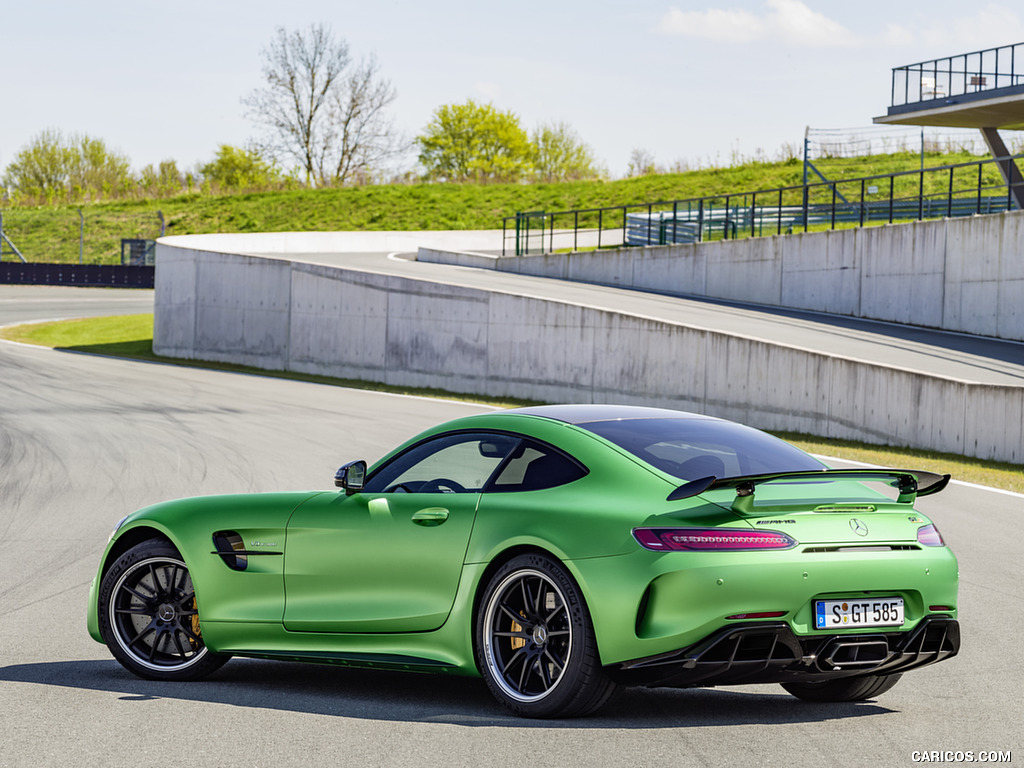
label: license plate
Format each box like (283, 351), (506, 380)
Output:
(815, 598), (904, 629)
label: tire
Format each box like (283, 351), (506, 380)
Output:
(97, 539), (230, 681)
(475, 553), (618, 718)
(782, 673), (902, 702)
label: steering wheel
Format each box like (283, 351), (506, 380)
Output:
(384, 483), (413, 493)
(418, 477), (467, 494)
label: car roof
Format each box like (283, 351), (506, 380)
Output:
(504, 404), (723, 425)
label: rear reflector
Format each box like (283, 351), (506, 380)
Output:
(726, 611), (788, 620)
(633, 528), (796, 551)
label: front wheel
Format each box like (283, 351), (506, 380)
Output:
(782, 673), (902, 702)
(97, 539), (230, 681)
(475, 553), (618, 718)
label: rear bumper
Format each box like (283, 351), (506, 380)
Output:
(610, 616), (959, 687)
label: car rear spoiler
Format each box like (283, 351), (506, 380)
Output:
(666, 468), (951, 511)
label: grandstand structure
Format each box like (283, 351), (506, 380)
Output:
(874, 41), (1024, 208)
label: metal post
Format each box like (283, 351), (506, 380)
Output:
(918, 170), (924, 220)
(859, 180), (865, 227)
(549, 213), (554, 254)
(502, 217), (507, 257)
(573, 210), (578, 252)
(598, 209), (602, 250)
(977, 162), (983, 214)
(697, 199), (705, 243)
(750, 192), (756, 238)
(0, 212), (28, 263)
(948, 167), (954, 218)
(777, 189), (783, 235)
(672, 201), (678, 244)
(831, 185), (837, 230)
(724, 196), (730, 240)
(646, 203), (653, 245)
(889, 176), (895, 223)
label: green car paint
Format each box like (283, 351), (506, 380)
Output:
(88, 405), (959, 715)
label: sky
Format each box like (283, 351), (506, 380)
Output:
(3, 0), (1023, 179)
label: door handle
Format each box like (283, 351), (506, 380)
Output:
(411, 507), (449, 526)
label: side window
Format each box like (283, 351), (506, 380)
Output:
(364, 433), (519, 494)
(488, 441), (587, 492)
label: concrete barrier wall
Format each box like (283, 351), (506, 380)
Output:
(155, 237), (1023, 463)
(421, 212), (1024, 342)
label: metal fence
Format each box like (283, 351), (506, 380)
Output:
(0, 209), (165, 265)
(889, 41), (1024, 110)
(502, 153), (1024, 256)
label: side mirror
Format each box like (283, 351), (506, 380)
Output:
(334, 460), (367, 495)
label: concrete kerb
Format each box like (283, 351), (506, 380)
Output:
(155, 233), (1023, 463)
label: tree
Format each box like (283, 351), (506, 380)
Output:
(417, 100), (533, 182)
(200, 144), (281, 190)
(2, 130), (130, 201)
(138, 160), (188, 197)
(627, 147), (659, 177)
(2, 130), (71, 198)
(67, 135), (131, 196)
(531, 122), (599, 182)
(243, 24), (402, 186)
(325, 55), (403, 184)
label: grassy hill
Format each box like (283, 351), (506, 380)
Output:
(0, 150), (996, 264)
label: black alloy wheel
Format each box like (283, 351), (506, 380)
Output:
(476, 553), (617, 718)
(98, 539), (229, 681)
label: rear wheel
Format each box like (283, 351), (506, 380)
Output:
(782, 673), (902, 702)
(475, 553), (618, 718)
(97, 539), (229, 681)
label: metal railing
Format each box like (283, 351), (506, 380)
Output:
(889, 41), (1024, 108)
(501, 154), (1024, 256)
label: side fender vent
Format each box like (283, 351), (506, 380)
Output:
(212, 531), (248, 571)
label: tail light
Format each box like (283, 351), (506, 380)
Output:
(917, 524), (945, 547)
(633, 528), (796, 551)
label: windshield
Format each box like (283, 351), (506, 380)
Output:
(580, 418), (826, 481)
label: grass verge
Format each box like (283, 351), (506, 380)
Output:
(3, 314), (1021, 493)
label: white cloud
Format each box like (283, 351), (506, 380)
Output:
(658, 0), (857, 47)
(658, 6), (765, 43)
(881, 4), (1024, 51)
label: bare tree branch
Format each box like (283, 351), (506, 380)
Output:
(243, 26), (404, 187)
(242, 23), (349, 186)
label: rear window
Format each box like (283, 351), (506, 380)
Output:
(580, 418), (824, 481)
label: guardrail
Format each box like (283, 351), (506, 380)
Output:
(502, 153), (1024, 256)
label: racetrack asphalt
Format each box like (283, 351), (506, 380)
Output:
(0, 284), (1020, 768)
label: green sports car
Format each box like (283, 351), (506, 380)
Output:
(87, 405), (959, 718)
